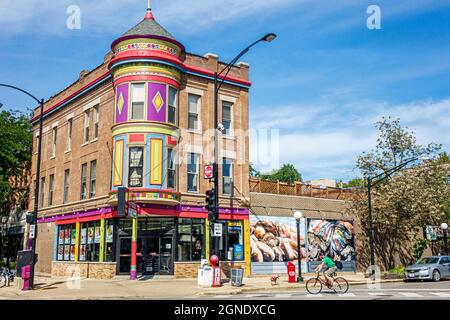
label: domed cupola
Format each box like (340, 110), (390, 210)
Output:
(108, 4), (182, 207)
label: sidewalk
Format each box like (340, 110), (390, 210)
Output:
(0, 273), (403, 300)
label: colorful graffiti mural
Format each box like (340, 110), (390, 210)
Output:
(307, 219), (355, 262)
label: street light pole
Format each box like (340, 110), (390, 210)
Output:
(0, 83), (44, 290)
(211, 33), (276, 258)
(294, 211), (303, 282)
(366, 156), (429, 273)
(441, 223), (449, 256)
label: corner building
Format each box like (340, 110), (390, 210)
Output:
(30, 8), (251, 279)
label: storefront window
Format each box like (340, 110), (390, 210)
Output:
(176, 219), (205, 261)
(57, 224), (76, 261)
(80, 221), (101, 262)
(105, 220), (115, 262)
(217, 220), (244, 261)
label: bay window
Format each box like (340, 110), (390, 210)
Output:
(168, 87), (177, 125)
(167, 148), (176, 189)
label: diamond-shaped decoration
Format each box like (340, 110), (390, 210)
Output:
(117, 93), (125, 114)
(152, 91), (164, 112)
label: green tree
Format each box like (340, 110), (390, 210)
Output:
(249, 163), (260, 177)
(0, 106), (33, 216)
(260, 163), (302, 184)
(436, 152), (450, 164)
(342, 178), (364, 188)
(346, 117), (447, 270)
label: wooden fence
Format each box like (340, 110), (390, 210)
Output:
(249, 178), (356, 200)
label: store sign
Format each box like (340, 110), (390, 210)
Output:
(424, 225), (444, 241)
(204, 165), (214, 179)
(29, 225), (35, 239)
(213, 223), (223, 237)
(128, 202), (137, 218)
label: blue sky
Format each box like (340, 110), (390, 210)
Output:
(0, 0), (449, 181)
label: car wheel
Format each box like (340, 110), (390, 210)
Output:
(432, 270), (441, 282)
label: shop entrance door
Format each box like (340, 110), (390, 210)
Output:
(142, 235), (173, 275)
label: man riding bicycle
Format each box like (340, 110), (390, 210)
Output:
(314, 252), (337, 288)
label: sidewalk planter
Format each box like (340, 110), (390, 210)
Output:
(51, 261), (116, 280)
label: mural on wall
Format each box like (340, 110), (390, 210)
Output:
(250, 216), (306, 263)
(307, 219), (355, 262)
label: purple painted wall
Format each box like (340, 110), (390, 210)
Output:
(147, 82), (167, 122)
(115, 83), (129, 123)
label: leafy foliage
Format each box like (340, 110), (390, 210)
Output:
(0, 105), (33, 216)
(346, 117), (447, 270)
(259, 163), (302, 184)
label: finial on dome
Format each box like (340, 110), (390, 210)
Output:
(144, 0), (154, 20)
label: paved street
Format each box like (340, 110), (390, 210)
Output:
(184, 281), (450, 300)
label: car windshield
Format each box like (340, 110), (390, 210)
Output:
(416, 257), (439, 264)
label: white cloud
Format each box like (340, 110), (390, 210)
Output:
(250, 97), (450, 180)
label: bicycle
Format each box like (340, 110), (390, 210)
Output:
(0, 267), (15, 288)
(306, 271), (349, 295)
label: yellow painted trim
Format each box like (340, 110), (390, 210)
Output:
(113, 140), (124, 186)
(243, 219), (251, 276)
(150, 138), (163, 185)
(114, 65), (181, 79)
(205, 218), (210, 259)
(112, 124), (178, 137)
(99, 219), (105, 263)
(74, 222), (80, 262)
(114, 38), (181, 54)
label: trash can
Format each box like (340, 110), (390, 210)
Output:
(230, 268), (244, 287)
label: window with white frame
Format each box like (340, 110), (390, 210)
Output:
(167, 148), (177, 189)
(90, 160), (96, 198)
(188, 94), (200, 131)
(83, 111), (90, 143)
(187, 153), (199, 193)
(39, 177), (45, 208)
(131, 83), (145, 120)
(51, 127), (57, 157)
(48, 174), (54, 206)
(222, 101), (232, 136)
(81, 163), (87, 200)
(222, 158), (233, 195)
(93, 105), (99, 139)
(168, 87), (177, 125)
(63, 169), (70, 204)
(66, 119), (72, 151)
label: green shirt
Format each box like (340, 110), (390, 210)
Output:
(322, 256), (336, 268)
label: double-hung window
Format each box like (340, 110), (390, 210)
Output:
(93, 105), (99, 139)
(131, 83), (145, 120)
(63, 169), (70, 204)
(222, 158), (233, 195)
(128, 147), (144, 187)
(83, 111), (90, 143)
(39, 177), (45, 208)
(168, 87), (177, 125)
(187, 153), (199, 193)
(222, 101), (232, 136)
(188, 94), (200, 131)
(81, 163), (87, 200)
(90, 160), (97, 198)
(48, 174), (54, 206)
(66, 119), (72, 151)
(51, 127), (57, 158)
(167, 148), (176, 189)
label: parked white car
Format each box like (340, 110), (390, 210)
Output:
(404, 256), (450, 281)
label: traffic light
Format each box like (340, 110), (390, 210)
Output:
(205, 189), (216, 220)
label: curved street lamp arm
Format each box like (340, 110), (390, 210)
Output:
(216, 38), (266, 92)
(0, 83), (42, 105)
(369, 157), (418, 187)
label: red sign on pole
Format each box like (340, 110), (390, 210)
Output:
(204, 165), (214, 179)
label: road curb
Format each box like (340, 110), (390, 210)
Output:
(197, 279), (405, 296)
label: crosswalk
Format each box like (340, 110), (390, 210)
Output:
(185, 291), (450, 300)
